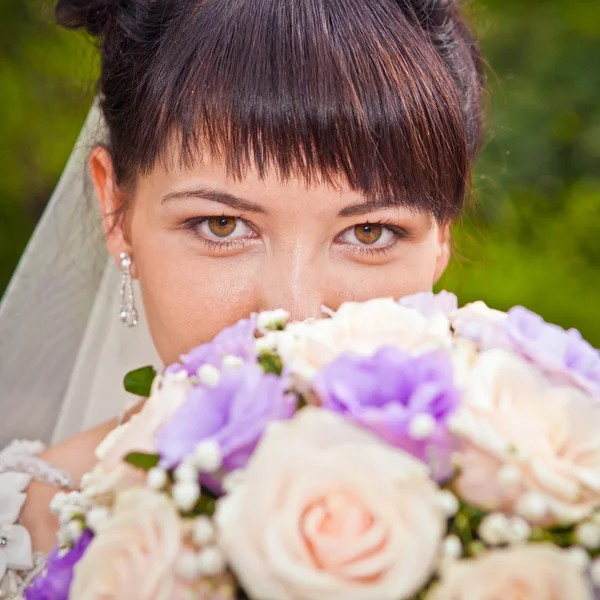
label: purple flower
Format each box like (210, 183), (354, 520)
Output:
(25, 530), (93, 600)
(398, 291), (458, 317)
(503, 306), (600, 396)
(166, 316), (257, 376)
(313, 346), (460, 479)
(157, 363), (295, 471)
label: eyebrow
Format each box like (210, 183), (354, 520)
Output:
(161, 187), (268, 214)
(162, 186), (408, 218)
(337, 199), (409, 217)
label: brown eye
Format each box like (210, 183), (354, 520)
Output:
(208, 216), (237, 237)
(353, 223), (382, 245)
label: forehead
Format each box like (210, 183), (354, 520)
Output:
(142, 151), (429, 221)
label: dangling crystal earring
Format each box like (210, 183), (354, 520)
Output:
(119, 252), (138, 327)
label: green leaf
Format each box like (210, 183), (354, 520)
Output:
(258, 353), (283, 376)
(124, 452), (160, 471)
(124, 365), (157, 397)
(191, 494), (216, 516)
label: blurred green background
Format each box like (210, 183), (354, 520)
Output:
(1, 0), (599, 344)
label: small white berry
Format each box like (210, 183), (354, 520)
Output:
(66, 519), (84, 542)
(176, 551), (202, 580)
(147, 467), (168, 490)
(86, 507), (110, 532)
(565, 546), (590, 571)
(58, 506), (80, 526)
(515, 492), (547, 523)
(172, 480), (200, 512)
(506, 517), (531, 543)
(256, 309), (289, 333)
(590, 558), (600, 585)
(255, 333), (278, 353)
(175, 461), (199, 483)
(197, 364), (221, 388)
(497, 464), (522, 488)
(57, 530), (70, 547)
(478, 513), (511, 546)
(50, 491), (68, 514)
(438, 490), (459, 517)
(442, 535), (463, 559)
(193, 440), (222, 473)
(171, 369), (190, 382)
(222, 355), (243, 370)
(576, 521), (600, 550)
(192, 516), (215, 546)
(197, 546), (226, 576)
(408, 413), (436, 440)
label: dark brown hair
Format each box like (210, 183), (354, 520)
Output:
(56, 0), (484, 221)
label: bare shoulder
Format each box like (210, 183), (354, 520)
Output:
(19, 418), (118, 553)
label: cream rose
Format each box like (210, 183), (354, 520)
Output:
(450, 301), (506, 342)
(215, 408), (446, 600)
(431, 545), (592, 600)
(85, 373), (192, 494)
(452, 349), (600, 524)
(275, 298), (452, 391)
(70, 488), (182, 599)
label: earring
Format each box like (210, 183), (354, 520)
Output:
(119, 252), (138, 327)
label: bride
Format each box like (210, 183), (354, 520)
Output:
(0, 0), (483, 593)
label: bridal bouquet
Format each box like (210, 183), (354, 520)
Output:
(27, 292), (600, 600)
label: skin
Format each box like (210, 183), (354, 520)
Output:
(20, 145), (450, 552)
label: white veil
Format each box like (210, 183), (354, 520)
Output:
(0, 101), (161, 448)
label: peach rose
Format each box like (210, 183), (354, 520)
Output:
(215, 408), (446, 600)
(452, 349), (600, 524)
(431, 544), (591, 600)
(275, 298), (452, 391)
(85, 374), (192, 494)
(70, 488), (182, 599)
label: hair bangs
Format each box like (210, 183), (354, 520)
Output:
(107, 0), (472, 221)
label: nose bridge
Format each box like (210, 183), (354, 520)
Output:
(260, 242), (323, 321)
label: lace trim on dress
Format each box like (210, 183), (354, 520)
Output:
(0, 440), (72, 490)
(0, 440), (74, 599)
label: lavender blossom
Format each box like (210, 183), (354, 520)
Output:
(157, 363), (295, 471)
(503, 306), (600, 396)
(25, 530), (93, 600)
(398, 291), (458, 317)
(313, 346), (460, 479)
(166, 316), (257, 376)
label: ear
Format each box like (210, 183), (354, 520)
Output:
(89, 146), (137, 276)
(433, 222), (451, 284)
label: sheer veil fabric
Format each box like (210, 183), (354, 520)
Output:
(0, 101), (162, 447)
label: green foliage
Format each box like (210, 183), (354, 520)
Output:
(258, 352), (284, 376)
(1, 0), (599, 344)
(123, 452), (161, 471)
(123, 365), (158, 397)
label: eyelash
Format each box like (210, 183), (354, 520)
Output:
(337, 220), (410, 256)
(182, 216), (409, 255)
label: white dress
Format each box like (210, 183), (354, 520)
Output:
(0, 441), (73, 599)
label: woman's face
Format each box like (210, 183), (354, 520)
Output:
(91, 148), (450, 365)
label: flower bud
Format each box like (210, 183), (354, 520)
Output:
(173, 481), (200, 512)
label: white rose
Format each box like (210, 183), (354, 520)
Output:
(215, 408), (446, 600)
(450, 301), (506, 343)
(86, 374), (192, 494)
(275, 298), (451, 391)
(431, 545), (592, 600)
(452, 349), (600, 524)
(70, 488), (182, 599)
